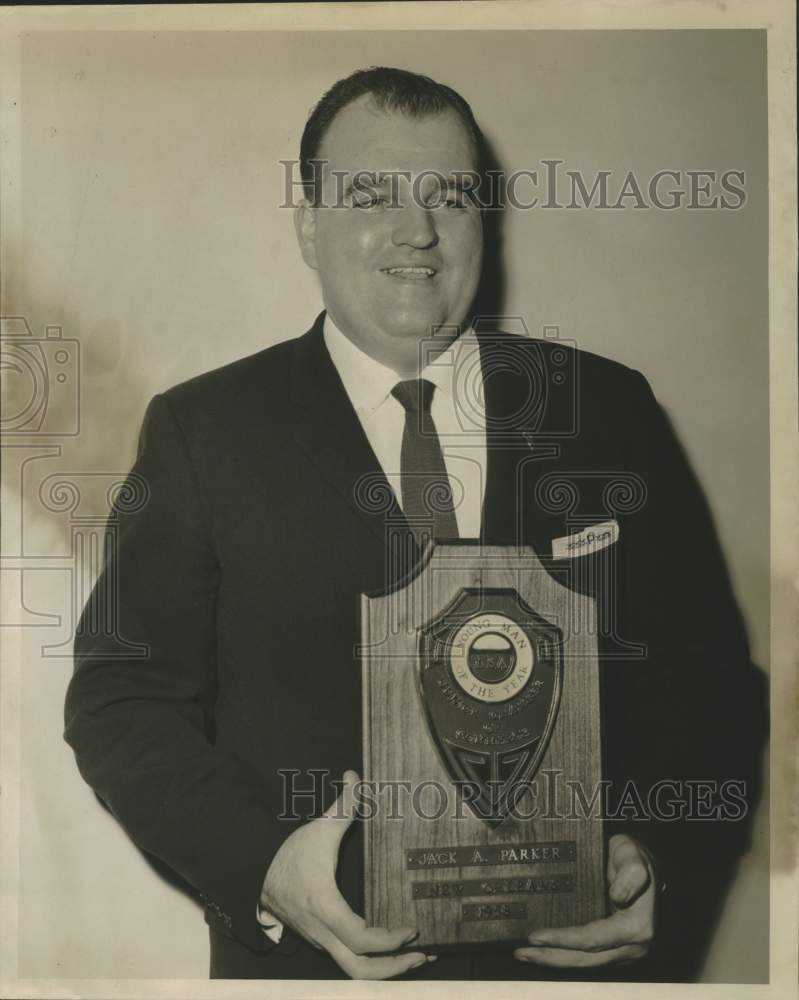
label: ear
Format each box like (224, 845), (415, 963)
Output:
(294, 200), (319, 270)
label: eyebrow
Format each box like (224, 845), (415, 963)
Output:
(339, 172), (479, 200)
(437, 177), (481, 205)
(337, 171), (409, 200)
(340, 172), (381, 198)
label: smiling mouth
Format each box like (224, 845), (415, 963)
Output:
(380, 266), (438, 280)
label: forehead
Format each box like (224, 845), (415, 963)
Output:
(317, 94), (477, 176)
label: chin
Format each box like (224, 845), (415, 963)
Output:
(383, 313), (452, 341)
(382, 324), (430, 342)
(383, 324), (461, 373)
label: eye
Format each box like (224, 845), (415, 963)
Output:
(351, 192), (387, 210)
(426, 190), (467, 210)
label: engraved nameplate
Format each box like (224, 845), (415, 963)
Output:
(405, 840), (576, 870)
(412, 874), (574, 899)
(462, 902), (528, 922)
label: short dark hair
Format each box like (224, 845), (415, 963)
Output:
(299, 66), (486, 202)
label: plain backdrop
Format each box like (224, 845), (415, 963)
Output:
(6, 28), (768, 981)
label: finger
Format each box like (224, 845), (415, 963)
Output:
(515, 943), (647, 968)
(607, 836), (653, 906)
(322, 770), (360, 823)
(525, 907), (651, 952)
(324, 934), (434, 980)
(317, 891), (417, 954)
(608, 833), (648, 868)
(609, 859), (651, 908)
(316, 770), (364, 851)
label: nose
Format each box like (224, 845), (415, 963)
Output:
(390, 200), (439, 250)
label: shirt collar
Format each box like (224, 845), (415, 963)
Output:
(323, 313), (479, 418)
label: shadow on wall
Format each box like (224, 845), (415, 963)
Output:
(472, 132), (506, 323)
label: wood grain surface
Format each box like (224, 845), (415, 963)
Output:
(361, 544), (604, 947)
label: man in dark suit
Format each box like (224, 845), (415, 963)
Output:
(64, 67), (765, 981)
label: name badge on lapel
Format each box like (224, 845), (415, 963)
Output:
(551, 520), (620, 560)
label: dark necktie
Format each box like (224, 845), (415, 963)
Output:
(391, 378), (459, 545)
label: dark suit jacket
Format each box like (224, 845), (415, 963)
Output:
(65, 312), (766, 981)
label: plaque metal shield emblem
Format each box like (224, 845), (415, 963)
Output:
(418, 588), (563, 826)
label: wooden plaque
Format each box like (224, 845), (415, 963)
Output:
(361, 543), (605, 947)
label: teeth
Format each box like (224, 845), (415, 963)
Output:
(384, 267), (435, 276)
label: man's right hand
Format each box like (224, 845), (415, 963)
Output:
(260, 770), (435, 979)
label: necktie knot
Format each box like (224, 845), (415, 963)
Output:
(391, 378), (436, 414)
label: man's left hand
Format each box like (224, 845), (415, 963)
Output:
(514, 834), (655, 968)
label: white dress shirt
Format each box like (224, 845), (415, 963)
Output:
(258, 315), (488, 941)
(323, 314), (487, 538)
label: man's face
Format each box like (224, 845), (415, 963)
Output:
(295, 95), (483, 374)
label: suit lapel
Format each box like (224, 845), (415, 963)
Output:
(291, 319), (559, 556)
(290, 313), (411, 546)
(478, 331), (561, 553)
(479, 331), (527, 543)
